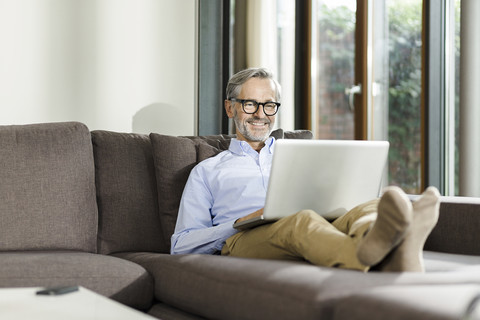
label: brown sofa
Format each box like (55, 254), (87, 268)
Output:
(1, 121), (480, 320)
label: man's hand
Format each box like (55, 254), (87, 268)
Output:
(235, 208), (264, 223)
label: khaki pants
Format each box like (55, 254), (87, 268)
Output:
(221, 199), (379, 271)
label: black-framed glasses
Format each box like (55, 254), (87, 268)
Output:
(230, 99), (281, 116)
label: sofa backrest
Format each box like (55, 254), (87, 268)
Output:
(424, 196), (480, 256)
(92, 128), (312, 254)
(91, 130), (169, 254)
(0, 122), (98, 252)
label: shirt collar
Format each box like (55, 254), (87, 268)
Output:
(265, 136), (275, 153)
(229, 136), (276, 156)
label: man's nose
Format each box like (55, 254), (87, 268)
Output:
(253, 105), (266, 117)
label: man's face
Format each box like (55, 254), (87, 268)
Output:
(225, 77), (277, 143)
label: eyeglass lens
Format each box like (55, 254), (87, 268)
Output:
(243, 100), (278, 115)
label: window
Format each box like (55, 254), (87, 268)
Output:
(310, 0), (423, 193)
(228, 0), (471, 196)
(312, 1), (356, 140)
(383, 0), (423, 193)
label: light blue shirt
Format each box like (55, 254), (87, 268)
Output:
(171, 137), (275, 255)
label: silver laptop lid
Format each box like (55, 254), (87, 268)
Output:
(263, 139), (389, 220)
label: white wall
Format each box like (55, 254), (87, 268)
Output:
(0, 0), (197, 135)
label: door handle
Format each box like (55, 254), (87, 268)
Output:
(345, 84), (362, 111)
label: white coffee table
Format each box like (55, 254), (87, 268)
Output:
(0, 286), (157, 319)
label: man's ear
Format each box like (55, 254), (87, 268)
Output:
(225, 99), (234, 118)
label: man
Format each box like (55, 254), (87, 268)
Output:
(171, 67), (440, 272)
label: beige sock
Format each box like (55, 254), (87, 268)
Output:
(356, 186), (413, 266)
(375, 186), (440, 272)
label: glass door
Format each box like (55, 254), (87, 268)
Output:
(311, 0), (423, 193)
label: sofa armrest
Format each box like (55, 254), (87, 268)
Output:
(423, 196), (480, 255)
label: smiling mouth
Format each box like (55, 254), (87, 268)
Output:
(247, 119), (270, 127)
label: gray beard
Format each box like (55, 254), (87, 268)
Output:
(233, 116), (272, 142)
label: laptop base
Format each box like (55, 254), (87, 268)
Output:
(233, 215), (277, 230)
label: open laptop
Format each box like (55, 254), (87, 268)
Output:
(233, 139), (390, 230)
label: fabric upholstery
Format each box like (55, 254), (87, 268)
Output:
(148, 302), (206, 320)
(149, 129), (313, 250)
(91, 130), (168, 254)
(0, 122), (97, 252)
(332, 284), (479, 320)
(4, 121), (480, 320)
(423, 251), (480, 272)
(118, 251), (480, 320)
(0, 251), (154, 311)
(424, 196), (480, 255)
(149, 133), (232, 249)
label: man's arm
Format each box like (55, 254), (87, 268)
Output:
(170, 166), (239, 255)
(171, 223), (238, 255)
(172, 205), (264, 254)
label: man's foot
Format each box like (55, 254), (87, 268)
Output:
(375, 186), (440, 272)
(356, 186), (413, 266)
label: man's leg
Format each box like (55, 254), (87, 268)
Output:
(354, 186), (414, 266)
(338, 186), (440, 272)
(222, 186), (435, 272)
(222, 210), (369, 271)
(374, 186), (440, 272)
(331, 187), (414, 267)
(331, 199), (379, 243)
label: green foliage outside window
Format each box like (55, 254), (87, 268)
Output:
(387, 1), (422, 193)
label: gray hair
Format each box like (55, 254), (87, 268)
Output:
(225, 68), (281, 101)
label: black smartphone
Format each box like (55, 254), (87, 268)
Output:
(36, 286), (79, 296)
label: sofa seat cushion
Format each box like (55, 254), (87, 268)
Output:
(118, 252), (480, 320)
(332, 284), (480, 320)
(0, 122), (97, 252)
(424, 250), (480, 271)
(0, 251), (153, 311)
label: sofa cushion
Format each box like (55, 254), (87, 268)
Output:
(149, 129), (313, 250)
(332, 284), (480, 320)
(117, 252), (480, 320)
(424, 196), (480, 256)
(0, 251), (153, 311)
(423, 250), (480, 272)
(148, 302), (206, 320)
(149, 133), (231, 250)
(91, 131), (168, 254)
(0, 122), (97, 252)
